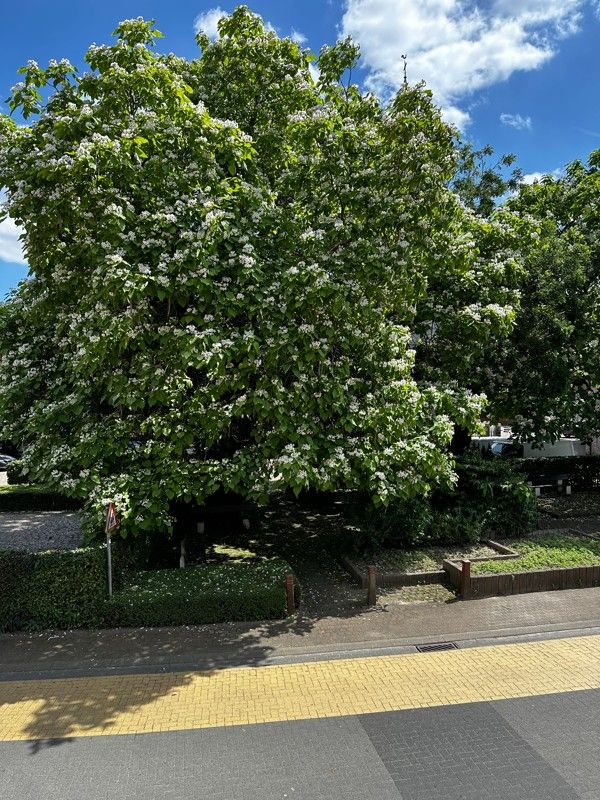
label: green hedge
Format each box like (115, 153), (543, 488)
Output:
(348, 454), (537, 554)
(110, 559), (296, 627)
(6, 459), (28, 485)
(0, 546), (109, 632)
(514, 455), (600, 491)
(453, 455), (538, 538)
(0, 485), (82, 512)
(0, 545), (296, 632)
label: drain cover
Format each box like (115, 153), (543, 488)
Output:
(415, 642), (458, 653)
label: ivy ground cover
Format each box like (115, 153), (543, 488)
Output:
(471, 534), (600, 574)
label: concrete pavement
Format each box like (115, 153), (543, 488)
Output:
(3, 587), (600, 798)
(3, 634), (600, 740)
(3, 636), (600, 798)
(2, 584), (600, 679)
(2, 695), (596, 799)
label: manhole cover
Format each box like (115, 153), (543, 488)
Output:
(415, 642), (458, 653)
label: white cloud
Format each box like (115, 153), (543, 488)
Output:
(0, 217), (26, 265)
(193, 7), (228, 39)
(521, 168), (563, 184)
(193, 7), (277, 39)
(521, 171), (545, 184)
(441, 105), (472, 130)
(341, 0), (586, 128)
(291, 29), (307, 44)
(500, 112), (532, 130)
(0, 193), (26, 265)
(308, 62), (321, 83)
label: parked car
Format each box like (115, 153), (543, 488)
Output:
(489, 440), (524, 458)
(0, 453), (15, 469)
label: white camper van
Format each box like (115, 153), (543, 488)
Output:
(472, 437), (587, 459)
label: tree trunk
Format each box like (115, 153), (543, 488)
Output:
(450, 425), (471, 457)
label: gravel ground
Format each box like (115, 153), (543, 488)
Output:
(260, 502), (366, 617)
(379, 582), (457, 605)
(0, 512), (83, 552)
(351, 542), (499, 574)
(537, 514), (600, 534)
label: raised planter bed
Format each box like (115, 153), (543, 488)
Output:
(341, 556), (446, 589)
(445, 534), (600, 600)
(342, 540), (518, 589)
(445, 559), (600, 600)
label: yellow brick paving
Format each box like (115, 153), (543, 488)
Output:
(2, 634), (600, 741)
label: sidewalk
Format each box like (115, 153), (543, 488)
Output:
(2, 585), (600, 680)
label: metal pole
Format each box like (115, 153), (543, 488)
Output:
(107, 530), (113, 598)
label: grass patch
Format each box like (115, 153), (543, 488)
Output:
(110, 559), (296, 626)
(378, 583), (457, 605)
(352, 543), (499, 574)
(0, 484), (82, 512)
(471, 534), (600, 574)
(209, 543), (259, 561)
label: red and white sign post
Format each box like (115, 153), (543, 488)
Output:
(105, 502), (119, 597)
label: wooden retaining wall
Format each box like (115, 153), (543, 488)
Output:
(339, 557), (445, 588)
(341, 540), (520, 590)
(444, 560), (600, 600)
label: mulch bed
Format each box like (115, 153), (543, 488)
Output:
(537, 491), (600, 519)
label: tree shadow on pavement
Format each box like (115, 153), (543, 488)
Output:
(1, 612), (320, 755)
(0, 496), (389, 753)
(1, 668), (194, 754)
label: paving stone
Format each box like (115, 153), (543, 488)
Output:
(495, 688), (600, 799)
(359, 703), (579, 800)
(4, 635), (600, 741)
(0, 718), (401, 800)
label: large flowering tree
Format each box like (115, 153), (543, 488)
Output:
(483, 156), (600, 443)
(0, 8), (519, 536)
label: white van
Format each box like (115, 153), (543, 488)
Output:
(472, 436), (587, 459)
(520, 438), (587, 458)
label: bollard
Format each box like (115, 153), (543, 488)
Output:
(367, 565), (377, 606)
(461, 559), (471, 600)
(285, 573), (295, 616)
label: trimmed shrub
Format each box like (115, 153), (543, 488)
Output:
(452, 454), (538, 538)
(0, 543), (135, 632)
(0, 547), (107, 632)
(0, 485), (82, 512)
(110, 559), (295, 627)
(514, 455), (600, 492)
(0, 544), (297, 631)
(0, 550), (35, 632)
(6, 459), (29, 485)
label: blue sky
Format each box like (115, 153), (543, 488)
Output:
(2, 0), (600, 298)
